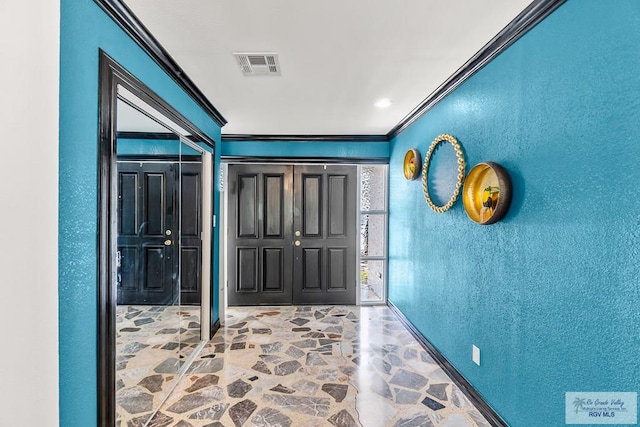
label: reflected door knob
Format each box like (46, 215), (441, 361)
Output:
(164, 239), (172, 246)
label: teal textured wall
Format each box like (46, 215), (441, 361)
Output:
(59, 1), (221, 425)
(117, 138), (207, 156)
(388, 1), (640, 425)
(222, 139), (389, 159)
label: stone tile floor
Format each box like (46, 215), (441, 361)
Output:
(119, 305), (493, 426)
(116, 305), (202, 425)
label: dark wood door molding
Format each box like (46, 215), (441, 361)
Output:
(98, 50), (216, 427)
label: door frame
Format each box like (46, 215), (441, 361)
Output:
(97, 52), (216, 426)
(219, 159), (388, 312)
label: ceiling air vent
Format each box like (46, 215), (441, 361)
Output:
(234, 53), (280, 76)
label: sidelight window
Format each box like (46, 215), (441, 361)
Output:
(358, 165), (388, 304)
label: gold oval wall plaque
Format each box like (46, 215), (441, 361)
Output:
(422, 134), (466, 213)
(462, 162), (512, 224)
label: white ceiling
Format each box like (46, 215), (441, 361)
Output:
(122, 0), (533, 135)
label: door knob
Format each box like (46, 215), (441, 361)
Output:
(164, 239), (172, 246)
(295, 230), (301, 237)
(294, 240), (301, 246)
(165, 230), (172, 236)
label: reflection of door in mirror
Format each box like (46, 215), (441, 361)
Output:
(114, 89), (206, 425)
(176, 138), (205, 361)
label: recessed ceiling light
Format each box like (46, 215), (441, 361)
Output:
(374, 98), (392, 108)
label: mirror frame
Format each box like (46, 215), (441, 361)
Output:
(421, 133), (466, 213)
(97, 50), (216, 426)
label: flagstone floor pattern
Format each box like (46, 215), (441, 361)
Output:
(120, 305), (493, 426)
(116, 305), (202, 425)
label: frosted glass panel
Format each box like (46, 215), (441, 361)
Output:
(360, 214), (385, 257)
(360, 260), (385, 302)
(360, 166), (386, 211)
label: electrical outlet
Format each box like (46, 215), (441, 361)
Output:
(472, 345), (481, 366)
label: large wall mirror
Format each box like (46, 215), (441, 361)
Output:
(98, 51), (215, 426)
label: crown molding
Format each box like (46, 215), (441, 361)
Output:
(94, 0), (227, 127)
(222, 134), (388, 142)
(95, 0), (566, 144)
(387, 0), (567, 139)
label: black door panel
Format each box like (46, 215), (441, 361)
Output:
(117, 160), (202, 305)
(293, 165), (356, 305)
(227, 165), (294, 305)
(117, 162), (176, 305)
(179, 162), (202, 305)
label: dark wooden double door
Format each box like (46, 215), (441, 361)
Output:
(117, 160), (202, 305)
(228, 164), (357, 306)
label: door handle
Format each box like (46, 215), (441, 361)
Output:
(164, 239), (172, 246)
(295, 230), (301, 237)
(294, 240), (301, 247)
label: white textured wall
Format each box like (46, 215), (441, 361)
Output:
(0, 2), (59, 426)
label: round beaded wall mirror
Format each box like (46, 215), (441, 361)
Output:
(422, 134), (466, 213)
